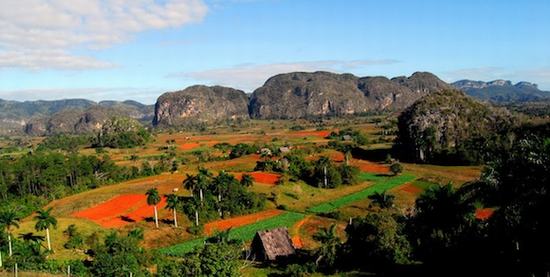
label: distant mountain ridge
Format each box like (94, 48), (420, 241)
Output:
(0, 99), (153, 135)
(2, 72), (548, 135)
(248, 71), (452, 119)
(452, 79), (550, 103)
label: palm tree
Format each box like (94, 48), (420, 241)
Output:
(313, 224), (340, 270)
(240, 174), (254, 187)
(368, 191), (396, 209)
(34, 207), (57, 251)
(0, 209), (20, 256)
(146, 188), (161, 228)
(315, 157), (332, 188)
(183, 173), (197, 196)
(196, 168), (213, 204)
(165, 194), (179, 227)
(344, 150), (352, 166)
(213, 171), (234, 217)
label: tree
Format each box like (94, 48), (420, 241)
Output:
(183, 168), (213, 204)
(390, 162), (403, 176)
(0, 209), (20, 256)
(90, 231), (151, 277)
(196, 168), (213, 203)
(166, 232), (243, 277)
(368, 191), (395, 209)
(240, 174), (254, 187)
(477, 134), (550, 276)
(212, 172), (227, 217)
(63, 224), (83, 250)
(146, 188), (161, 228)
(313, 224), (341, 272)
(408, 184), (475, 265)
(344, 211), (411, 270)
(312, 157), (342, 188)
(165, 194), (179, 227)
(34, 207), (57, 252)
(339, 164), (360, 185)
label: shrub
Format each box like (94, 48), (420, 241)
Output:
(390, 162), (403, 176)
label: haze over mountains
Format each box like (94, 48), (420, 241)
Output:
(0, 71), (547, 135)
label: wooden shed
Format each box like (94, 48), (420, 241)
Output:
(250, 227), (296, 261)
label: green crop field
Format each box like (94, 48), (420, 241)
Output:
(160, 211), (305, 256)
(307, 174), (416, 213)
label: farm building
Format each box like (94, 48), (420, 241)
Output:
(250, 227), (296, 261)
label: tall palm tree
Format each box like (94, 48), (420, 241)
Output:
(213, 171), (233, 217)
(195, 168), (213, 204)
(368, 191), (396, 209)
(165, 194), (179, 227)
(315, 157), (332, 188)
(0, 209), (20, 256)
(183, 173), (197, 196)
(146, 188), (161, 228)
(34, 207), (57, 251)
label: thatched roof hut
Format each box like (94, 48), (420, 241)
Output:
(250, 227), (296, 261)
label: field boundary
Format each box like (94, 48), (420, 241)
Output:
(307, 174), (416, 213)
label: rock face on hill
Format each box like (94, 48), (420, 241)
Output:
(452, 79), (550, 103)
(24, 106), (141, 136)
(153, 85), (249, 127)
(396, 89), (514, 163)
(249, 71), (453, 119)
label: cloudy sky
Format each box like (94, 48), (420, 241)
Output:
(0, 0), (549, 103)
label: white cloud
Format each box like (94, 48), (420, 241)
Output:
(0, 0), (208, 70)
(0, 50), (115, 70)
(170, 59), (399, 91)
(0, 87), (163, 104)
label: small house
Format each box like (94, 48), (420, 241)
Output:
(250, 227), (296, 261)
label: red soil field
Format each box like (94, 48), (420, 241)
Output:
(399, 183), (423, 194)
(475, 208), (495, 220)
(249, 172), (281, 185)
(72, 194), (167, 228)
(233, 171), (281, 185)
(354, 160), (390, 174)
(290, 130), (331, 138)
(179, 142), (201, 151)
(204, 209), (283, 235)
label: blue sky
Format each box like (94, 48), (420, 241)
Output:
(0, 0), (549, 104)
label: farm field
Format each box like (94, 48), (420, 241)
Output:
(5, 116), (483, 275)
(160, 211), (306, 256)
(307, 174), (417, 213)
